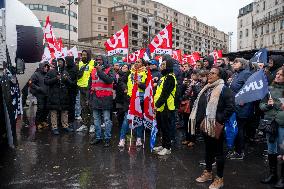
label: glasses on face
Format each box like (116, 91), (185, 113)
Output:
(209, 72), (218, 75)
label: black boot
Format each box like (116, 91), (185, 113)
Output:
(274, 162), (284, 188)
(261, 154), (278, 184)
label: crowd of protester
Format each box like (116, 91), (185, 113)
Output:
(28, 50), (284, 189)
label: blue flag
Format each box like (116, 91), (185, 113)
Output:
(150, 120), (158, 152)
(225, 113), (238, 150)
(0, 0), (4, 9)
(250, 48), (268, 66)
(235, 70), (269, 105)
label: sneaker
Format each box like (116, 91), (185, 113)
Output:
(199, 160), (216, 167)
(226, 150), (234, 159)
(196, 170), (213, 183)
(101, 123), (105, 128)
(209, 177), (224, 189)
(90, 138), (102, 145)
(89, 125), (95, 133)
(76, 125), (88, 132)
(42, 122), (49, 128)
(75, 116), (82, 120)
(228, 152), (244, 160)
(182, 140), (190, 145)
(187, 142), (195, 147)
(63, 127), (74, 132)
(52, 128), (60, 135)
(104, 139), (111, 147)
(136, 138), (143, 147)
(153, 146), (164, 153)
(37, 124), (44, 130)
(118, 139), (125, 148)
(157, 148), (171, 156)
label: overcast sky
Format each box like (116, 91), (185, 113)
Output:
(154, 0), (253, 52)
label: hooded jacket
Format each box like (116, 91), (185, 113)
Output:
(89, 55), (115, 110)
(203, 55), (214, 70)
(65, 56), (78, 93)
(30, 62), (49, 97)
(268, 55), (284, 84)
(44, 59), (73, 110)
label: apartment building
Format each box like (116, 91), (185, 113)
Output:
(238, 0), (284, 51)
(79, 0), (229, 54)
(20, 0), (78, 42)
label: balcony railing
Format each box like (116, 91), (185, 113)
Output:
(253, 10), (284, 28)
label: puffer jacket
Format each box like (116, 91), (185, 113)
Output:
(44, 65), (72, 111)
(230, 68), (254, 118)
(89, 55), (115, 110)
(30, 62), (49, 98)
(259, 83), (284, 127)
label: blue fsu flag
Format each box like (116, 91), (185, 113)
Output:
(250, 48), (268, 66)
(0, 0), (4, 9)
(235, 70), (269, 105)
(150, 120), (158, 152)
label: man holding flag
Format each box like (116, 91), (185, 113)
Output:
(153, 59), (177, 156)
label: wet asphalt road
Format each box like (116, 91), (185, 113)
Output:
(0, 106), (273, 189)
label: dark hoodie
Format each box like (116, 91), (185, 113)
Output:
(155, 59), (176, 110)
(30, 62), (49, 97)
(44, 58), (72, 110)
(65, 56), (78, 91)
(268, 55), (284, 84)
(89, 55), (115, 110)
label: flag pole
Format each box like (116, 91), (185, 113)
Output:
(143, 128), (146, 149)
(129, 127), (133, 152)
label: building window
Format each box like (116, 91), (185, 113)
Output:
(104, 18), (107, 22)
(98, 8), (101, 12)
(141, 0), (145, 5)
(98, 25), (101, 30)
(240, 19), (243, 28)
(98, 0), (101, 4)
(104, 26), (107, 30)
(272, 22), (276, 32)
(261, 26), (264, 35)
(98, 17), (101, 21)
(281, 20), (284, 29)
(279, 33), (283, 43)
(133, 0), (137, 3)
(239, 31), (243, 39)
(263, 1), (266, 10)
(272, 35), (276, 44)
(132, 14), (138, 21)
(111, 17), (114, 21)
(154, 3), (157, 8)
(275, 0), (278, 5)
(246, 29), (249, 37)
(111, 26), (114, 30)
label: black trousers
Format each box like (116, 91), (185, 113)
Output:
(235, 117), (248, 154)
(204, 134), (225, 178)
(157, 110), (174, 150)
(68, 92), (77, 124)
(35, 96), (48, 125)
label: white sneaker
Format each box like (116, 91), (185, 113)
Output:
(157, 148), (171, 156)
(101, 123), (105, 128)
(118, 139), (125, 148)
(136, 138), (143, 147)
(75, 116), (82, 120)
(89, 125), (95, 133)
(153, 146), (164, 153)
(76, 125), (88, 132)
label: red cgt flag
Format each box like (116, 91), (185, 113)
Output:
(104, 25), (129, 56)
(210, 50), (223, 64)
(127, 48), (146, 63)
(182, 52), (201, 65)
(172, 49), (182, 63)
(148, 23), (172, 55)
(143, 69), (155, 129)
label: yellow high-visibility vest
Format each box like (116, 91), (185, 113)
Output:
(127, 69), (147, 97)
(154, 73), (177, 112)
(77, 60), (95, 88)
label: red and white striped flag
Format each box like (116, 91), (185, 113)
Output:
(143, 69), (155, 129)
(127, 71), (143, 128)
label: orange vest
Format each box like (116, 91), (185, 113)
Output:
(90, 67), (113, 97)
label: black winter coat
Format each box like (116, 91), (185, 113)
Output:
(115, 70), (130, 111)
(30, 63), (48, 98)
(65, 57), (78, 96)
(196, 87), (235, 125)
(44, 68), (72, 111)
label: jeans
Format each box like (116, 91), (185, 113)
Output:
(119, 112), (143, 140)
(93, 109), (112, 140)
(75, 91), (81, 117)
(267, 127), (284, 155)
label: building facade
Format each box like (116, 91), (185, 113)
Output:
(20, 0), (78, 43)
(79, 0), (229, 54)
(238, 0), (284, 51)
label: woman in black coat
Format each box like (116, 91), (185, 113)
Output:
(44, 58), (74, 135)
(190, 67), (235, 189)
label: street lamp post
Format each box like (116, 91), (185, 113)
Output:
(228, 32), (233, 52)
(60, 0), (78, 49)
